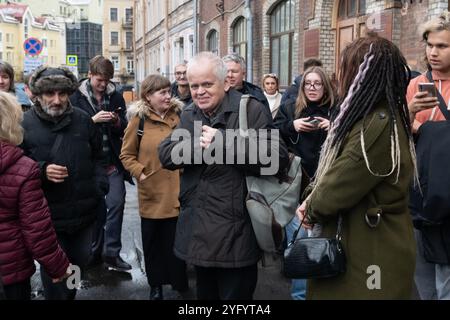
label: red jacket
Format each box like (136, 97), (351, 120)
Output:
(0, 141), (69, 286)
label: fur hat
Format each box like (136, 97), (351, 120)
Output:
(29, 66), (79, 96)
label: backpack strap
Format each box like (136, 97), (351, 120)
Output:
(137, 116), (145, 150)
(239, 94), (251, 137)
(426, 70), (450, 120)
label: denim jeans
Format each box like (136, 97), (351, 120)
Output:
(414, 229), (450, 300)
(285, 215), (307, 300)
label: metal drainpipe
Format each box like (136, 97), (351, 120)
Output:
(245, 0), (253, 83)
(164, 0), (170, 78)
(193, 0), (198, 55)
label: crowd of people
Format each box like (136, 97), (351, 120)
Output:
(2, 11), (450, 301)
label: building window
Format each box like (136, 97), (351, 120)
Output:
(126, 32), (133, 49)
(270, 0), (295, 87)
(111, 32), (119, 46)
(207, 29), (218, 56)
(0, 32), (2, 43)
(232, 17), (247, 59)
(127, 58), (134, 74)
(125, 7), (133, 24)
(338, 0), (366, 19)
(111, 56), (120, 71)
(178, 37), (184, 63)
(110, 8), (118, 21)
(42, 39), (48, 48)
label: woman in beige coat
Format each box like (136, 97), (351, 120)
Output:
(120, 75), (187, 300)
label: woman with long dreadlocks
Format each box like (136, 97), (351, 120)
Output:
(297, 34), (417, 299)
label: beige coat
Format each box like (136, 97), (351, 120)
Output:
(120, 99), (182, 219)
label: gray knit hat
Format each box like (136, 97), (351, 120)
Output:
(29, 66), (79, 96)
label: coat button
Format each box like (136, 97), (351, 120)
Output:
(379, 112), (386, 119)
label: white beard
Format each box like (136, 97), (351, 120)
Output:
(42, 103), (68, 117)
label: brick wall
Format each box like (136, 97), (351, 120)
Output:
(399, 0), (429, 71)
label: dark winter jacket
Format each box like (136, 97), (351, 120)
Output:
(0, 142), (69, 286)
(274, 100), (330, 178)
(237, 81), (272, 121)
(159, 89), (289, 268)
(280, 75), (302, 107)
(171, 82), (193, 108)
(70, 79), (132, 183)
(21, 106), (108, 233)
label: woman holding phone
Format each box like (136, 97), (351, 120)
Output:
(274, 66), (335, 179)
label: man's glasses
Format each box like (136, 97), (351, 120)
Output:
(304, 81), (323, 90)
(175, 71), (187, 76)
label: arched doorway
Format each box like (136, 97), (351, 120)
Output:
(335, 0), (367, 71)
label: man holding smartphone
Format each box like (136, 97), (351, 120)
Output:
(407, 12), (450, 300)
(70, 56), (132, 272)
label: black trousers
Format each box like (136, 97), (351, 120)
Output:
(141, 217), (188, 290)
(3, 279), (31, 300)
(41, 223), (94, 300)
(195, 264), (258, 300)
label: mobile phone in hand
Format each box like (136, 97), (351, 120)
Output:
(306, 117), (320, 127)
(418, 83), (437, 98)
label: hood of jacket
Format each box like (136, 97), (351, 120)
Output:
(127, 98), (183, 120)
(0, 142), (23, 175)
(78, 78), (117, 108)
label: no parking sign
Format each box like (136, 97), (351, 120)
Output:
(23, 37), (43, 56)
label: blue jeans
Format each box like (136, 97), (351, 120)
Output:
(285, 215), (307, 300)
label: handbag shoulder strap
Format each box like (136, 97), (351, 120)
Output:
(290, 214), (343, 244)
(50, 133), (64, 156)
(239, 94), (251, 136)
(426, 70), (450, 120)
(136, 116), (145, 151)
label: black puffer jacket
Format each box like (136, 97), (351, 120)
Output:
(274, 100), (330, 178)
(159, 89), (289, 268)
(21, 106), (108, 233)
(70, 79), (132, 183)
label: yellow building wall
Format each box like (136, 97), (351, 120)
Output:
(0, 21), (21, 80)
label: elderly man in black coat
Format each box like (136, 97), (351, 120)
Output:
(159, 52), (288, 300)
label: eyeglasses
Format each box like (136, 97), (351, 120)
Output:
(175, 71), (187, 76)
(304, 81), (323, 90)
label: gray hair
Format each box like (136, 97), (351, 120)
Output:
(187, 52), (228, 82)
(222, 53), (247, 71)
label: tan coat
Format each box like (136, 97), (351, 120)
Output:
(120, 99), (182, 219)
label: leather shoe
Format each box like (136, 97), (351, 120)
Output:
(103, 256), (132, 272)
(149, 286), (163, 300)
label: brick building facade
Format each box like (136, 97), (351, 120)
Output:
(197, 0), (450, 88)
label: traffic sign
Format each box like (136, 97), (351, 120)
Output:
(24, 56), (43, 74)
(23, 37), (43, 56)
(67, 55), (78, 66)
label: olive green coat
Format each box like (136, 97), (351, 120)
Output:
(306, 102), (416, 300)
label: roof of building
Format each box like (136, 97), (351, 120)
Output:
(0, 2), (28, 22)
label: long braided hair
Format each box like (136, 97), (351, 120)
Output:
(311, 34), (418, 191)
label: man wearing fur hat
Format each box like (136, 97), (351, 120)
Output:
(21, 66), (109, 300)
(70, 56), (132, 272)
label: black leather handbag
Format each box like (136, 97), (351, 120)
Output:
(283, 215), (346, 279)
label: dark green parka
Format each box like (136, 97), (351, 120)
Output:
(306, 102), (416, 300)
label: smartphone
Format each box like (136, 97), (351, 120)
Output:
(418, 83), (437, 98)
(113, 107), (122, 113)
(306, 117), (320, 127)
